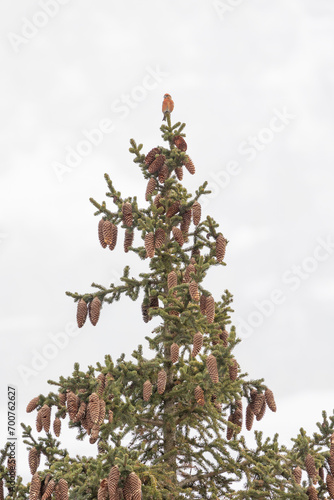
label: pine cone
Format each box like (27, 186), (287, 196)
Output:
(57, 478), (68, 500)
(29, 473), (41, 499)
(256, 396), (266, 421)
(172, 226), (184, 246)
(98, 399), (106, 425)
(170, 343), (179, 363)
(154, 228), (165, 248)
(89, 423), (100, 444)
(145, 177), (156, 200)
(192, 201), (201, 225)
(123, 472), (141, 500)
(206, 354), (219, 383)
(102, 220), (113, 245)
(108, 410), (114, 424)
(0, 479), (3, 500)
(153, 193), (164, 211)
(194, 386), (205, 406)
(74, 401), (86, 423)
(122, 202), (133, 227)
(36, 409), (43, 432)
(180, 209), (192, 234)
(184, 156), (195, 175)
(143, 380), (152, 401)
(88, 393), (100, 424)
(331, 433), (334, 456)
(97, 479), (108, 500)
(145, 232), (155, 258)
(305, 453), (317, 482)
(246, 404), (254, 431)
(66, 391), (79, 420)
(252, 392), (265, 416)
(144, 147), (160, 166)
(108, 466), (120, 499)
(233, 401), (243, 432)
(175, 166), (183, 180)
(53, 417), (61, 437)
(319, 467), (325, 482)
(216, 233), (226, 262)
(205, 295), (215, 323)
(148, 154), (165, 173)
(26, 396), (39, 413)
(89, 297), (102, 326)
(109, 224), (118, 251)
(292, 466), (302, 484)
(327, 474), (334, 499)
(226, 413), (234, 440)
(265, 388), (277, 412)
(157, 370), (167, 395)
(219, 329), (229, 346)
(98, 219), (107, 249)
(97, 373), (106, 397)
(306, 485), (318, 500)
(166, 200), (180, 218)
(58, 392), (66, 406)
(199, 294), (206, 314)
(183, 263), (195, 283)
(191, 332), (203, 357)
(167, 270), (178, 290)
(76, 299), (88, 328)
(189, 281), (200, 302)
(28, 447), (40, 475)
(141, 303), (151, 323)
(158, 164), (169, 183)
(229, 358), (238, 381)
(40, 404), (51, 432)
(173, 135), (187, 151)
(124, 229), (134, 253)
(41, 478), (55, 499)
(149, 296), (159, 310)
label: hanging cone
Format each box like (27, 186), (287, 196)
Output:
(167, 270), (178, 290)
(28, 447), (40, 475)
(206, 354), (219, 383)
(329, 455), (334, 476)
(173, 135), (187, 151)
(0, 479), (3, 500)
(292, 466), (302, 484)
(233, 401), (243, 432)
(40, 404), (51, 433)
(29, 473), (41, 499)
(143, 380), (152, 401)
(192, 201), (201, 225)
(172, 227), (184, 246)
(109, 224), (118, 251)
(144, 147), (160, 166)
(97, 479), (108, 500)
(145, 232), (155, 258)
(141, 303), (151, 323)
(166, 200), (180, 218)
(41, 478), (55, 500)
(215, 233), (226, 262)
(145, 177), (156, 200)
(189, 281), (200, 302)
(191, 332), (203, 357)
(327, 474), (334, 499)
(175, 166), (183, 180)
(205, 296), (215, 323)
(183, 263), (195, 283)
(158, 164), (169, 184)
(319, 467), (325, 482)
(226, 413), (234, 441)
(98, 219), (107, 248)
(330, 433), (334, 456)
(219, 329), (229, 347)
(98, 399), (106, 425)
(157, 370), (167, 395)
(58, 392), (66, 406)
(36, 409), (43, 432)
(102, 220), (113, 245)
(256, 397), (266, 421)
(88, 393), (100, 424)
(306, 485), (318, 500)
(191, 247), (200, 258)
(245, 404), (254, 431)
(194, 386), (205, 406)
(26, 396), (39, 413)
(66, 391), (79, 421)
(153, 193), (164, 212)
(53, 417), (61, 437)
(149, 296), (159, 310)
(170, 343), (179, 363)
(229, 358), (238, 381)
(252, 392), (264, 416)
(199, 294), (206, 314)
(89, 297), (102, 326)
(154, 228), (165, 248)
(184, 156), (195, 175)
(108, 410), (113, 424)
(211, 395), (222, 412)
(123, 472), (141, 500)
(74, 401), (86, 422)
(97, 373), (106, 397)
(57, 478), (69, 500)
(76, 299), (88, 328)
(89, 423), (100, 444)
(122, 202), (133, 227)
(124, 229), (134, 253)
(265, 388), (277, 412)
(305, 453), (317, 482)
(148, 154), (165, 174)
(180, 209), (192, 234)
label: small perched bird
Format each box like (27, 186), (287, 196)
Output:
(162, 93), (174, 121)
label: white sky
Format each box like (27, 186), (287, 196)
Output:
(1, 0), (334, 485)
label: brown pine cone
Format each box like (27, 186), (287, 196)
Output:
(28, 447), (40, 475)
(88, 393), (100, 424)
(191, 332), (203, 357)
(194, 386), (205, 406)
(41, 478), (55, 499)
(74, 401), (86, 423)
(216, 233), (226, 262)
(149, 296), (159, 310)
(166, 200), (180, 218)
(192, 201), (201, 225)
(109, 224), (118, 251)
(252, 392), (265, 416)
(306, 485), (318, 500)
(122, 202), (133, 227)
(89, 423), (100, 444)
(167, 270), (178, 290)
(98, 219), (107, 248)
(246, 404), (254, 431)
(108, 410), (114, 424)
(233, 401), (243, 432)
(157, 370), (167, 395)
(89, 297), (102, 326)
(256, 396), (267, 421)
(145, 177), (156, 201)
(331, 433), (334, 456)
(123, 472), (141, 499)
(206, 354), (219, 383)
(108, 465), (120, 498)
(53, 417), (61, 437)
(66, 391), (79, 420)
(327, 474), (334, 498)
(153, 193), (164, 211)
(57, 478), (69, 499)
(102, 220), (113, 245)
(141, 303), (151, 323)
(319, 467), (325, 482)
(199, 294), (206, 314)
(124, 229), (134, 253)
(58, 392), (66, 406)
(292, 466), (302, 484)
(172, 227), (184, 246)
(219, 329), (229, 346)
(148, 154), (165, 173)
(180, 209), (192, 234)
(144, 147), (160, 166)
(97, 373), (106, 397)
(170, 343), (179, 363)
(189, 281), (200, 302)
(184, 156), (195, 175)
(265, 388), (277, 412)
(26, 396), (39, 413)
(175, 166), (183, 180)
(229, 358), (238, 381)
(173, 135), (187, 151)
(226, 413), (234, 441)
(305, 453), (317, 482)
(97, 479), (108, 500)
(205, 295), (215, 323)
(40, 404), (51, 433)
(154, 228), (165, 248)
(76, 299), (88, 328)
(0, 479), (4, 500)
(145, 232), (155, 258)
(158, 164), (169, 183)
(36, 409), (43, 432)
(183, 263), (195, 283)
(143, 380), (152, 401)
(29, 473), (41, 499)
(98, 399), (106, 425)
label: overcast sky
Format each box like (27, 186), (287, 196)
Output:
(1, 0), (334, 484)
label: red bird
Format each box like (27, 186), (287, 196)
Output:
(162, 93), (174, 121)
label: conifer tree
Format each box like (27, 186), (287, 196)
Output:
(2, 97), (334, 499)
